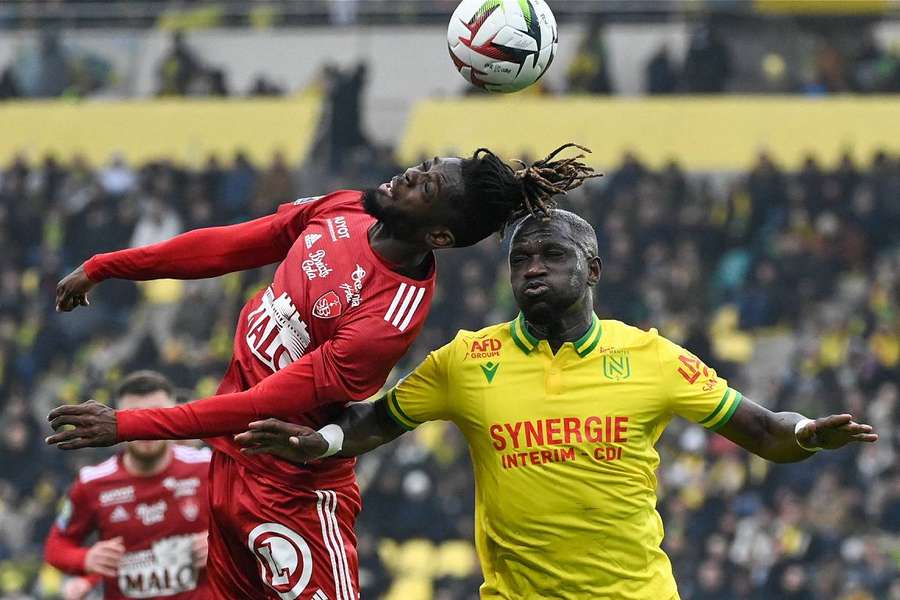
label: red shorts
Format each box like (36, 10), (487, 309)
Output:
(205, 451), (361, 600)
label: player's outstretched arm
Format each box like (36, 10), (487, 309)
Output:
(56, 205), (311, 312)
(234, 398), (407, 464)
(716, 397), (877, 463)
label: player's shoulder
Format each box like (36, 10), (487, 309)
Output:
(172, 444), (212, 465)
(77, 455), (121, 485)
(598, 319), (663, 350)
(287, 189), (362, 212)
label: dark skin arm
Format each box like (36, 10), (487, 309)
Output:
(717, 396), (877, 463)
(233, 398), (406, 463)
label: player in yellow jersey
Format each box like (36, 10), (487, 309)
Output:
(235, 210), (877, 600)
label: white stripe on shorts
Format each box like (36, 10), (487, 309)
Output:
(315, 491), (345, 600)
(323, 491), (355, 600)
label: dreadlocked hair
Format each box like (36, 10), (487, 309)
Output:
(451, 143), (602, 247)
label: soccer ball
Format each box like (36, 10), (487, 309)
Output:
(447, 0), (558, 93)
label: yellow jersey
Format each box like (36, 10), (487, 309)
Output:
(385, 314), (743, 600)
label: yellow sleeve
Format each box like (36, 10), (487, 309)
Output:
(384, 339), (454, 430)
(657, 336), (743, 432)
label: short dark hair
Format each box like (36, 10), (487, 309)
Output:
(511, 209), (599, 260)
(115, 370), (175, 401)
(449, 144), (601, 248)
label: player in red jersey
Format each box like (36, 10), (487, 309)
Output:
(45, 371), (211, 600)
(47, 146), (599, 599)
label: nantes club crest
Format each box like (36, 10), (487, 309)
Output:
(312, 291), (342, 319)
(602, 351), (631, 381)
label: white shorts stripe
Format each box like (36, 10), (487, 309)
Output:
(315, 491), (344, 600)
(384, 283), (407, 323)
(398, 286), (426, 332)
(325, 491), (355, 600)
(322, 491), (352, 600)
(391, 285), (418, 327)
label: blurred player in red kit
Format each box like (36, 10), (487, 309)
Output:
(48, 146), (599, 599)
(45, 371), (211, 600)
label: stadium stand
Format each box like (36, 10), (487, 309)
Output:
(0, 143), (896, 598)
(1, 4), (898, 598)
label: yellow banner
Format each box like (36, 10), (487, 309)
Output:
(754, 0), (888, 14)
(399, 96), (900, 170)
(0, 95), (322, 166)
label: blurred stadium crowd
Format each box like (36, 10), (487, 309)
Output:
(0, 140), (896, 598)
(2, 19), (900, 101)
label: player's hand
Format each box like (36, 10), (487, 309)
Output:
(56, 264), (96, 312)
(192, 531), (209, 569)
(797, 414), (878, 451)
(46, 400), (118, 449)
(84, 536), (125, 577)
(62, 576), (98, 600)
(234, 418), (328, 464)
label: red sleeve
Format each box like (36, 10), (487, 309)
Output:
(44, 482), (95, 574)
(115, 313), (420, 440)
(83, 200), (318, 282)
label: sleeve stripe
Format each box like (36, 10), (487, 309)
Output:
(699, 388), (732, 425)
(710, 391), (743, 432)
(387, 390), (420, 430)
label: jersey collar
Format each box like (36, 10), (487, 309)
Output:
(509, 313), (602, 358)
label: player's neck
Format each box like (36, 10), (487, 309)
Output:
(368, 223), (432, 279)
(524, 303), (595, 354)
(123, 445), (173, 477)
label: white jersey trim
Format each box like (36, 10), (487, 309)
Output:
(79, 456), (119, 483)
(173, 445), (212, 464)
(383, 283), (426, 332)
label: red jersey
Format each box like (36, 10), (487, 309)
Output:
(84, 191), (436, 489)
(45, 446), (212, 599)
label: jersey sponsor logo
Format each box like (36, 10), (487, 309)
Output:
(302, 249), (333, 280)
(248, 523), (313, 600)
(118, 534), (198, 598)
(110, 505), (131, 523)
(325, 217), (350, 241)
(293, 195), (322, 206)
(246, 287), (312, 372)
(304, 233), (322, 249)
(136, 500), (168, 526)
(489, 416), (630, 470)
(677, 353), (718, 391)
(480, 361), (500, 384)
(383, 283), (427, 332)
(100, 486), (136, 506)
(179, 499), (200, 522)
(339, 264), (366, 309)
(312, 291), (343, 319)
(162, 476), (201, 498)
(602, 351), (631, 381)
(466, 337), (502, 360)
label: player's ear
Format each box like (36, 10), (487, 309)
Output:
(587, 256), (602, 286)
(425, 227), (455, 250)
